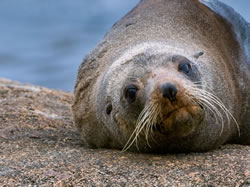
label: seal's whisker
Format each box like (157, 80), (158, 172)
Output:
(196, 97), (225, 136)
(144, 105), (155, 135)
(138, 103), (160, 149)
(121, 106), (148, 152)
(146, 105), (161, 147)
(202, 90), (240, 136)
(189, 89), (227, 136)
(144, 105), (158, 147)
(123, 102), (163, 152)
(122, 103), (155, 152)
(195, 89), (237, 135)
(134, 104), (154, 150)
(185, 90), (222, 126)
(144, 111), (154, 147)
(188, 87), (240, 136)
(150, 106), (161, 142)
(188, 88), (227, 133)
(188, 94), (221, 127)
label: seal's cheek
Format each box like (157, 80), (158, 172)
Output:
(161, 106), (203, 137)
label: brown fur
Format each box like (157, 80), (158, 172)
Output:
(72, 0), (250, 153)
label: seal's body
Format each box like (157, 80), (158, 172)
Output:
(72, 0), (250, 153)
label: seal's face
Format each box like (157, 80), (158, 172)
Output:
(98, 49), (205, 151)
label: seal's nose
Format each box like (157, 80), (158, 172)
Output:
(160, 83), (178, 102)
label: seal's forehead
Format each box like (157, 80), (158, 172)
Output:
(110, 42), (188, 70)
(132, 53), (191, 67)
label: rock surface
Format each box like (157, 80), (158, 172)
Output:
(0, 78), (249, 186)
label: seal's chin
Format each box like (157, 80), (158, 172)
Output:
(154, 105), (203, 137)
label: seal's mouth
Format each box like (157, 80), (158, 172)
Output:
(152, 105), (203, 135)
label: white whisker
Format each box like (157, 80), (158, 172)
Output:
(188, 86), (240, 137)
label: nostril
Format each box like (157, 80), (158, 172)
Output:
(160, 83), (178, 102)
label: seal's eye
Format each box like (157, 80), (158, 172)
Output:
(179, 62), (192, 74)
(125, 84), (138, 103)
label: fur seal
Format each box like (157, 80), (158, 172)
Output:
(72, 0), (250, 153)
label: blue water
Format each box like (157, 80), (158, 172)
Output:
(0, 0), (249, 91)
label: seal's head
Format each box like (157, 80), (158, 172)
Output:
(90, 41), (241, 153)
(94, 44), (210, 152)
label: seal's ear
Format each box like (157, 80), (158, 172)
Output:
(193, 51), (204, 59)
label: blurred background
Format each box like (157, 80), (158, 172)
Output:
(0, 0), (249, 91)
